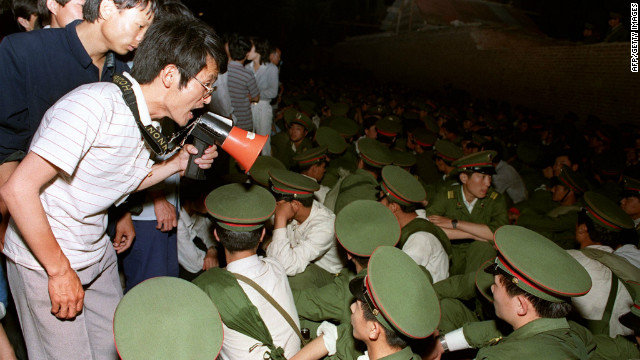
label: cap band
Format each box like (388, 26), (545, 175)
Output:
(585, 205), (622, 230)
(272, 186), (313, 196)
(381, 182), (412, 206)
(361, 153), (386, 167)
(460, 161), (492, 168)
(377, 129), (397, 137)
(299, 155), (325, 165)
(415, 140), (434, 147)
(437, 152), (457, 162)
(218, 221), (264, 228)
(558, 175), (581, 194)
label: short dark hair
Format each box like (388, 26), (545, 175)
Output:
(577, 210), (621, 248)
(12, 0), (40, 24)
(360, 301), (408, 348)
(131, 18), (227, 89)
(384, 195), (418, 213)
(363, 116), (378, 131)
(216, 225), (262, 252)
(83, 0), (159, 23)
(350, 254), (369, 269)
(227, 34), (252, 61)
(251, 37), (271, 65)
(498, 275), (572, 318)
(158, 0), (194, 20)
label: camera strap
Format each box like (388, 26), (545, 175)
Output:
(112, 73), (171, 156)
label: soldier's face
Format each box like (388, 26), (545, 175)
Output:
(461, 172), (491, 200)
(350, 300), (370, 341)
(621, 196), (640, 218)
(288, 124), (308, 143)
(553, 156), (572, 177)
(491, 275), (517, 323)
(551, 185), (569, 202)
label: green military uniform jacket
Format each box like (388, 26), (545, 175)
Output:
(293, 268), (363, 325)
(378, 346), (420, 359)
(517, 202), (583, 250)
(271, 132), (313, 170)
(414, 150), (440, 186)
(474, 318), (594, 360)
(322, 145), (358, 188)
(334, 169), (379, 214)
(425, 184), (507, 275)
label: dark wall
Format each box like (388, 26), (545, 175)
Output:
(332, 27), (638, 124)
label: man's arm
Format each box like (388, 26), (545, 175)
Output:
(136, 144), (217, 191)
(0, 152), (83, 319)
(428, 215), (494, 242)
(247, 75), (260, 103)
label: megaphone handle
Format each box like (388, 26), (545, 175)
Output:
(184, 137), (207, 180)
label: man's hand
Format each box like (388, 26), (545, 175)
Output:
(113, 212), (135, 254)
(202, 248), (219, 270)
(274, 200), (295, 229)
(428, 215), (453, 229)
(153, 197), (177, 232)
(48, 267), (84, 319)
(177, 144), (218, 176)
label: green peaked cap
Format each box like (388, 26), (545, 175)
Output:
(335, 200), (400, 256)
(284, 108), (313, 130)
(269, 168), (320, 198)
(434, 139), (463, 163)
(453, 150), (496, 175)
(315, 127), (348, 154)
(358, 138), (393, 168)
(350, 246), (440, 339)
(380, 165), (426, 205)
(583, 191), (634, 232)
(114, 277), (223, 360)
(293, 146), (328, 169)
(249, 156), (286, 187)
(487, 225), (592, 303)
(557, 165), (588, 195)
(206, 183), (276, 231)
(391, 150), (416, 168)
(623, 176), (640, 197)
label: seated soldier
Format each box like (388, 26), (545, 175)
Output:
(620, 176), (640, 246)
(293, 200), (401, 358)
(193, 183), (301, 359)
(378, 165), (451, 282)
(515, 165), (588, 249)
(271, 109), (314, 169)
(434, 226), (594, 359)
(568, 191), (637, 337)
(292, 246), (441, 360)
(266, 169), (343, 289)
(426, 150), (508, 275)
(334, 138), (393, 214)
(292, 146), (331, 203)
(114, 277), (224, 360)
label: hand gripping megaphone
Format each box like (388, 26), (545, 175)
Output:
(185, 112), (268, 180)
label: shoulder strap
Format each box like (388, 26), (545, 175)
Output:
(232, 272), (308, 346)
(398, 217), (453, 258)
(111, 73), (170, 156)
(580, 248), (640, 299)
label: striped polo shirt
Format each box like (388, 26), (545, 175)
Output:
(4, 73), (153, 270)
(227, 61), (260, 131)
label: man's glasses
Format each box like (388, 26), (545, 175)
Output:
(192, 76), (216, 99)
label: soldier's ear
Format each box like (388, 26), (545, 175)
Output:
(459, 172), (469, 184)
(213, 228), (220, 242)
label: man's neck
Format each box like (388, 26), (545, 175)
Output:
(225, 248), (257, 264)
(366, 342), (403, 360)
(293, 203), (312, 224)
(397, 210), (418, 228)
(461, 186), (476, 204)
(510, 313), (541, 331)
(76, 21), (109, 78)
(139, 82), (169, 120)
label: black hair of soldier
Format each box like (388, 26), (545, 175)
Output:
(383, 193), (419, 213)
(295, 159), (327, 172)
(363, 117), (378, 132)
(13, 0), (39, 22)
(360, 301), (410, 349)
(273, 193), (314, 208)
(216, 225), (263, 252)
(130, 18), (227, 89)
(227, 34), (252, 61)
(497, 274), (572, 318)
(577, 209), (625, 248)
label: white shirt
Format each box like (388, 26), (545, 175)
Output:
(267, 200), (344, 275)
(245, 61), (279, 101)
(403, 211), (450, 282)
(614, 244), (640, 268)
(176, 207), (215, 273)
(567, 245), (634, 337)
(220, 255), (300, 360)
(492, 160), (528, 204)
(4, 73), (153, 270)
(461, 187), (478, 213)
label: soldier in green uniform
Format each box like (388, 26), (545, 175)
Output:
(291, 246), (441, 360)
(433, 226), (594, 360)
(426, 150), (508, 275)
(515, 165), (588, 249)
(408, 127), (439, 188)
(114, 277), (224, 360)
(271, 109), (314, 169)
(333, 138), (393, 214)
(314, 126), (352, 189)
(378, 165), (452, 282)
(293, 200), (401, 358)
(293, 146), (331, 203)
(621, 176), (640, 244)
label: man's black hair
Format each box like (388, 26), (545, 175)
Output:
(216, 225), (262, 252)
(228, 34), (252, 61)
(131, 17), (227, 89)
(251, 37), (271, 65)
(83, 0), (159, 23)
(158, 0), (194, 20)
(363, 116), (378, 131)
(577, 209), (621, 248)
(360, 301), (409, 349)
(554, 150), (581, 168)
(13, 0), (42, 27)
(498, 274), (572, 318)
(273, 193), (314, 208)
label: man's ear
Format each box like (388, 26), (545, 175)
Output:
(46, 0), (60, 15)
(98, 0), (117, 21)
(213, 228), (220, 243)
(515, 294), (529, 317)
(369, 320), (382, 341)
(259, 227), (265, 243)
(16, 17), (32, 31)
(459, 172), (469, 185)
(160, 64), (180, 89)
